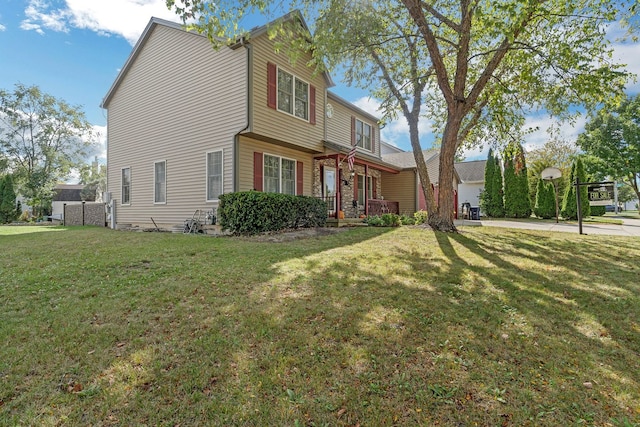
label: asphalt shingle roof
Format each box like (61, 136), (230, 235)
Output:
(454, 160), (486, 183)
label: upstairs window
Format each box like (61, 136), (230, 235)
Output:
(355, 119), (372, 151)
(277, 68), (309, 120)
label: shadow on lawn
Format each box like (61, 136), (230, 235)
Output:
(2, 226), (638, 426)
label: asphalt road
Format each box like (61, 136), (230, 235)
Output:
(455, 217), (640, 237)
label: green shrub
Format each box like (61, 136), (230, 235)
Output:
(414, 210), (428, 225)
(400, 214), (415, 225)
(590, 205), (606, 216)
(218, 191), (326, 235)
(534, 179), (556, 219)
(381, 213), (402, 227)
(365, 215), (384, 226)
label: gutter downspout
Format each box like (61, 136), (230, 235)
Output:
(233, 37), (252, 192)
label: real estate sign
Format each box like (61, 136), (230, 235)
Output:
(587, 183), (614, 206)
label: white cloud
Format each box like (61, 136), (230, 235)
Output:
(0, 23), (6, 31)
(20, 0), (182, 45)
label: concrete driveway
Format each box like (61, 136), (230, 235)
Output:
(455, 217), (640, 237)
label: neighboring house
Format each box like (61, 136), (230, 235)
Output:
(380, 140), (405, 155)
(52, 184), (85, 220)
(381, 149), (460, 217)
(454, 160), (486, 214)
(101, 12), (458, 229)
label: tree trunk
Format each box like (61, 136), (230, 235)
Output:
(428, 113), (462, 232)
(408, 116), (437, 216)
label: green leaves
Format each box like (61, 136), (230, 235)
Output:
(0, 84), (96, 216)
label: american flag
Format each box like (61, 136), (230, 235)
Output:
(347, 144), (356, 171)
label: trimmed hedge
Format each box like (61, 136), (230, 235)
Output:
(590, 205), (606, 216)
(218, 191), (327, 235)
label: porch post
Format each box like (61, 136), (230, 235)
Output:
(364, 164), (369, 216)
(335, 155), (340, 219)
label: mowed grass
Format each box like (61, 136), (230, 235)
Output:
(0, 225), (639, 426)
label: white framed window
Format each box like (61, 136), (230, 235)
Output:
(206, 150), (223, 201)
(154, 160), (166, 204)
(357, 175), (373, 206)
(121, 167), (131, 205)
(277, 68), (309, 120)
(355, 119), (372, 151)
(264, 154), (296, 195)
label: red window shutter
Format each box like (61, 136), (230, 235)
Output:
(296, 161), (304, 195)
(309, 85), (316, 125)
(254, 152), (263, 191)
(372, 177), (377, 199)
(351, 116), (356, 146)
(267, 62), (277, 109)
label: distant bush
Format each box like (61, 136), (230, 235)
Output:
(414, 210), (428, 225)
(365, 215), (384, 226)
(400, 214), (415, 225)
(218, 191), (326, 235)
(381, 213), (402, 227)
(365, 213), (401, 227)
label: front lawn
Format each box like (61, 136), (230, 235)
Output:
(1, 226), (638, 426)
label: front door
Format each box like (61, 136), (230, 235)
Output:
(324, 166), (336, 214)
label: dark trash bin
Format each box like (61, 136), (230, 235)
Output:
(470, 207), (480, 220)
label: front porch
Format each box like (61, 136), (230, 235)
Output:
(314, 152), (400, 219)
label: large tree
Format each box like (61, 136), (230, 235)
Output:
(167, 0), (635, 231)
(526, 137), (577, 206)
(0, 84), (95, 216)
(577, 95), (640, 208)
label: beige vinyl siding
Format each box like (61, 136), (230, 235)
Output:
(237, 135), (313, 195)
(106, 24), (246, 227)
(325, 95), (380, 158)
(381, 170), (417, 215)
(250, 35), (325, 152)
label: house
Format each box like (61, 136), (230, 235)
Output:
(454, 160), (486, 214)
(101, 12), (457, 229)
(381, 149), (460, 217)
(51, 184), (85, 221)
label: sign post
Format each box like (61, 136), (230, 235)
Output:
(575, 180), (614, 235)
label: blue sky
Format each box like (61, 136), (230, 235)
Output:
(1, 0), (639, 166)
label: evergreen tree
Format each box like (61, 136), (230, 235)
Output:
(503, 143), (532, 218)
(534, 179), (556, 219)
(0, 175), (17, 223)
(561, 157), (590, 219)
(480, 149), (505, 217)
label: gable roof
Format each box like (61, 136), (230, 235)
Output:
(101, 11), (333, 109)
(382, 149), (442, 182)
(53, 184), (84, 202)
(454, 160), (486, 183)
(327, 91), (379, 123)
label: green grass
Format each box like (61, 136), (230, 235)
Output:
(1, 225), (639, 426)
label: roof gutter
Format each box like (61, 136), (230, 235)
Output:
(232, 37), (252, 192)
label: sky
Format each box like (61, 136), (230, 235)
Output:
(1, 0), (639, 167)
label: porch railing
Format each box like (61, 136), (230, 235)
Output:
(318, 195), (337, 215)
(368, 199), (399, 216)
